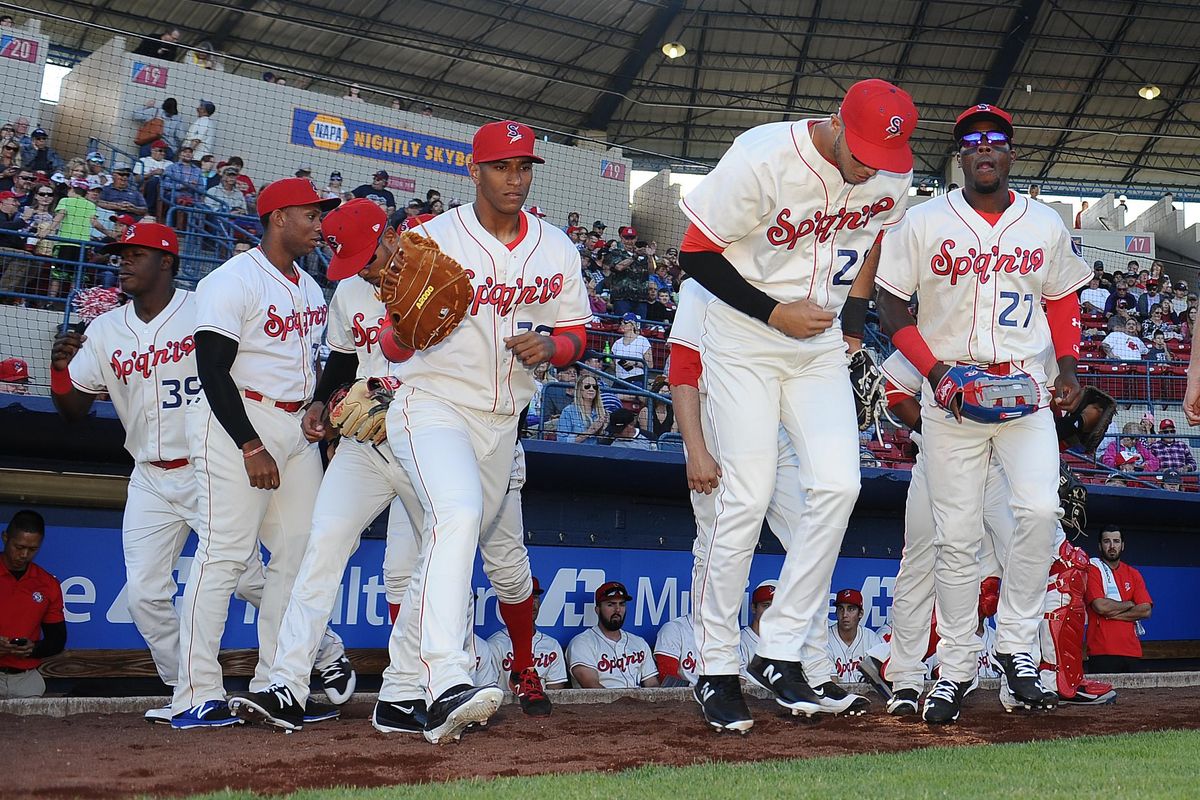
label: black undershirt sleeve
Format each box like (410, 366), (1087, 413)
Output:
(32, 620), (66, 659)
(313, 350), (360, 404)
(679, 250), (779, 325)
(195, 330), (259, 448)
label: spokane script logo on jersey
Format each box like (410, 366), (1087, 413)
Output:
(264, 303), (328, 341)
(766, 198), (896, 250)
(835, 656), (863, 679)
(465, 270), (565, 317)
(930, 240), (1045, 286)
(110, 337), (195, 382)
(501, 650), (560, 672)
(597, 650), (646, 673)
(681, 651), (697, 674)
(351, 312), (386, 351)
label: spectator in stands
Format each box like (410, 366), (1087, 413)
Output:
(1102, 423), (1160, 472)
(1103, 281), (1136, 317)
(592, 220), (607, 237)
(1149, 419), (1196, 473)
(638, 377), (675, 441)
(567, 581), (658, 689)
(563, 211), (581, 233)
(604, 408), (653, 449)
(134, 99), (183, 157)
(49, 159), (88, 203)
(556, 373), (608, 444)
(0, 510), (66, 699)
(1144, 332), (1172, 362)
(96, 163), (148, 219)
(83, 152), (110, 190)
(1136, 279), (1162, 318)
(0, 191), (31, 300)
(1171, 283), (1189, 317)
(582, 352), (622, 414)
(1027, 183), (1040, 201)
(321, 171), (342, 200)
(1185, 308), (1198, 342)
(1080, 276), (1108, 314)
(352, 171), (396, 213)
(1074, 200), (1089, 228)
(183, 101), (217, 162)
(541, 364), (576, 422)
(609, 252), (652, 320)
(1141, 304), (1175, 341)
(48, 180), (101, 298)
(1085, 527), (1151, 673)
(135, 141), (171, 190)
(157, 145), (204, 207)
(0, 16), (13, 27)
(199, 155), (220, 186)
(585, 278), (608, 316)
(22, 129), (63, 176)
(646, 287), (675, 324)
(429, 199), (445, 215)
(611, 313), (652, 386)
(132, 29), (182, 61)
(184, 40), (223, 71)
(0, 168), (32, 204)
(343, 84), (365, 102)
(205, 166), (247, 214)
(1102, 316), (1148, 361)
(0, 138), (21, 190)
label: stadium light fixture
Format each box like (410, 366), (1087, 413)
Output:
(662, 42), (686, 59)
(1138, 85), (1161, 100)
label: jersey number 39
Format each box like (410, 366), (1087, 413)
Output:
(161, 377), (202, 408)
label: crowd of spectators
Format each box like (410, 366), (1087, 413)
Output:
(1081, 259), (1197, 361)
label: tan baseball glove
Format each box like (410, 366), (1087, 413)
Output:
(327, 377), (402, 445)
(376, 231), (472, 351)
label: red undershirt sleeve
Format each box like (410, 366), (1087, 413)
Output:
(681, 223), (726, 254)
(668, 343), (702, 388)
(548, 324), (586, 367)
(1044, 293), (1082, 360)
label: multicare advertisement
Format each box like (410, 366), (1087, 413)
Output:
(32, 524), (1197, 651)
(290, 108), (472, 177)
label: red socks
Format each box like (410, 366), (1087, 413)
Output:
(498, 595), (535, 673)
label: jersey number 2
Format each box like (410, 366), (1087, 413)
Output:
(833, 249), (859, 286)
(162, 377), (202, 409)
(998, 292), (1035, 328)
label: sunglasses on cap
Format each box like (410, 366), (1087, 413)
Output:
(959, 130), (1010, 149)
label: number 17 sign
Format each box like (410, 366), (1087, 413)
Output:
(131, 62), (168, 88)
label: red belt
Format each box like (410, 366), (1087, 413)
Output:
(149, 458), (189, 470)
(955, 361), (1014, 376)
(244, 390), (304, 413)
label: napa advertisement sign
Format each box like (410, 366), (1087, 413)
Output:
(290, 109), (472, 176)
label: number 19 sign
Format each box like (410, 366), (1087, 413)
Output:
(0, 35), (38, 63)
(131, 62), (168, 88)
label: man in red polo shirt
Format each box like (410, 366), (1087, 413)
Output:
(1085, 526), (1152, 673)
(0, 510), (66, 698)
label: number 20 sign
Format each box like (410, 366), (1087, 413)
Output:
(0, 35), (38, 63)
(131, 62), (168, 88)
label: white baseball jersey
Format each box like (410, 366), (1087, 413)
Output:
(880, 350), (923, 398)
(667, 279), (715, 353)
(68, 290), (197, 462)
(652, 614), (700, 686)
(737, 626), (760, 678)
(390, 206), (591, 415)
(876, 190), (1092, 368)
(487, 629), (568, 686)
(566, 626), (657, 689)
(470, 632), (500, 688)
(194, 248), (328, 402)
(977, 624), (1000, 679)
(326, 275), (389, 378)
(679, 120), (910, 308)
(826, 622), (883, 683)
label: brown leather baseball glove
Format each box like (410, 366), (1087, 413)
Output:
(327, 377), (402, 445)
(376, 231), (472, 350)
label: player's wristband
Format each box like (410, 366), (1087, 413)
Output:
(242, 444), (266, 459)
(378, 324), (415, 364)
(840, 296), (869, 339)
(50, 364), (72, 396)
(891, 325), (939, 379)
(548, 325), (586, 367)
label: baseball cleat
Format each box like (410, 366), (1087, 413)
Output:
(812, 681), (870, 715)
(510, 668), (552, 717)
(962, 673), (980, 698)
(857, 655), (894, 703)
(747, 656), (822, 717)
(170, 699), (244, 730)
(922, 678), (972, 725)
(144, 704), (173, 725)
(423, 684), (503, 745)
(303, 698), (340, 724)
(318, 654), (357, 705)
(994, 652), (1057, 711)
(886, 687), (920, 716)
(694, 675), (754, 733)
(229, 685), (305, 731)
(372, 699), (428, 734)
(1058, 679), (1117, 705)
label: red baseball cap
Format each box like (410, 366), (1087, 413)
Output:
(619, 226), (637, 239)
(838, 79), (917, 173)
(595, 580), (632, 603)
(323, 198), (388, 280)
(751, 580), (777, 604)
(472, 120), (545, 165)
(1160, 419), (1176, 432)
(0, 357), (28, 382)
(0, 191), (17, 201)
(99, 222), (179, 256)
(257, 177), (339, 217)
(953, 103), (1014, 141)
(835, 588), (864, 608)
(109, 213), (138, 226)
(527, 205), (547, 218)
(150, 139), (169, 150)
(401, 212), (436, 232)
(531, 577), (544, 596)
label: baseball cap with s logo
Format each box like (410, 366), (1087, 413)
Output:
(838, 79), (917, 173)
(472, 120), (546, 165)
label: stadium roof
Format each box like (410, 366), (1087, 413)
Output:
(24, 0), (1200, 195)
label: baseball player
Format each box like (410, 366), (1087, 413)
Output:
(738, 580), (775, 681)
(566, 581), (659, 689)
(488, 577), (569, 689)
(826, 589), (883, 684)
(875, 103), (1091, 723)
(170, 178), (339, 729)
(376, 120), (591, 743)
(48, 224), (347, 723)
(677, 79), (915, 731)
(653, 613), (700, 687)
(669, 278), (868, 722)
(227, 201), (555, 737)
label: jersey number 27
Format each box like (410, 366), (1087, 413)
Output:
(998, 292), (1035, 328)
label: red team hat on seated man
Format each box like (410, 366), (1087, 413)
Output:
(838, 79), (917, 173)
(257, 176), (339, 217)
(752, 580), (777, 604)
(323, 198), (388, 280)
(835, 588), (864, 608)
(472, 120), (545, 164)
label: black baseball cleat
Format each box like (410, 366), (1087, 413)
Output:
(423, 684), (503, 745)
(228, 685), (305, 731)
(510, 668), (553, 717)
(857, 655), (894, 703)
(318, 655), (357, 705)
(747, 656), (822, 717)
(372, 699), (428, 734)
(922, 677), (973, 725)
(303, 698), (340, 724)
(693, 675), (754, 733)
(886, 687), (920, 716)
(994, 652), (1058, 711)
(812, 681), (870, 716)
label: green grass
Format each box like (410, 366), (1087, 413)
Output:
(178, 729), (1200, 800)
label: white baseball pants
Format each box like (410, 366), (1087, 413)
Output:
(383, 498), (417, 606)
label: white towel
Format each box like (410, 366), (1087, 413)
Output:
(1090, 558), (1145, 636)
